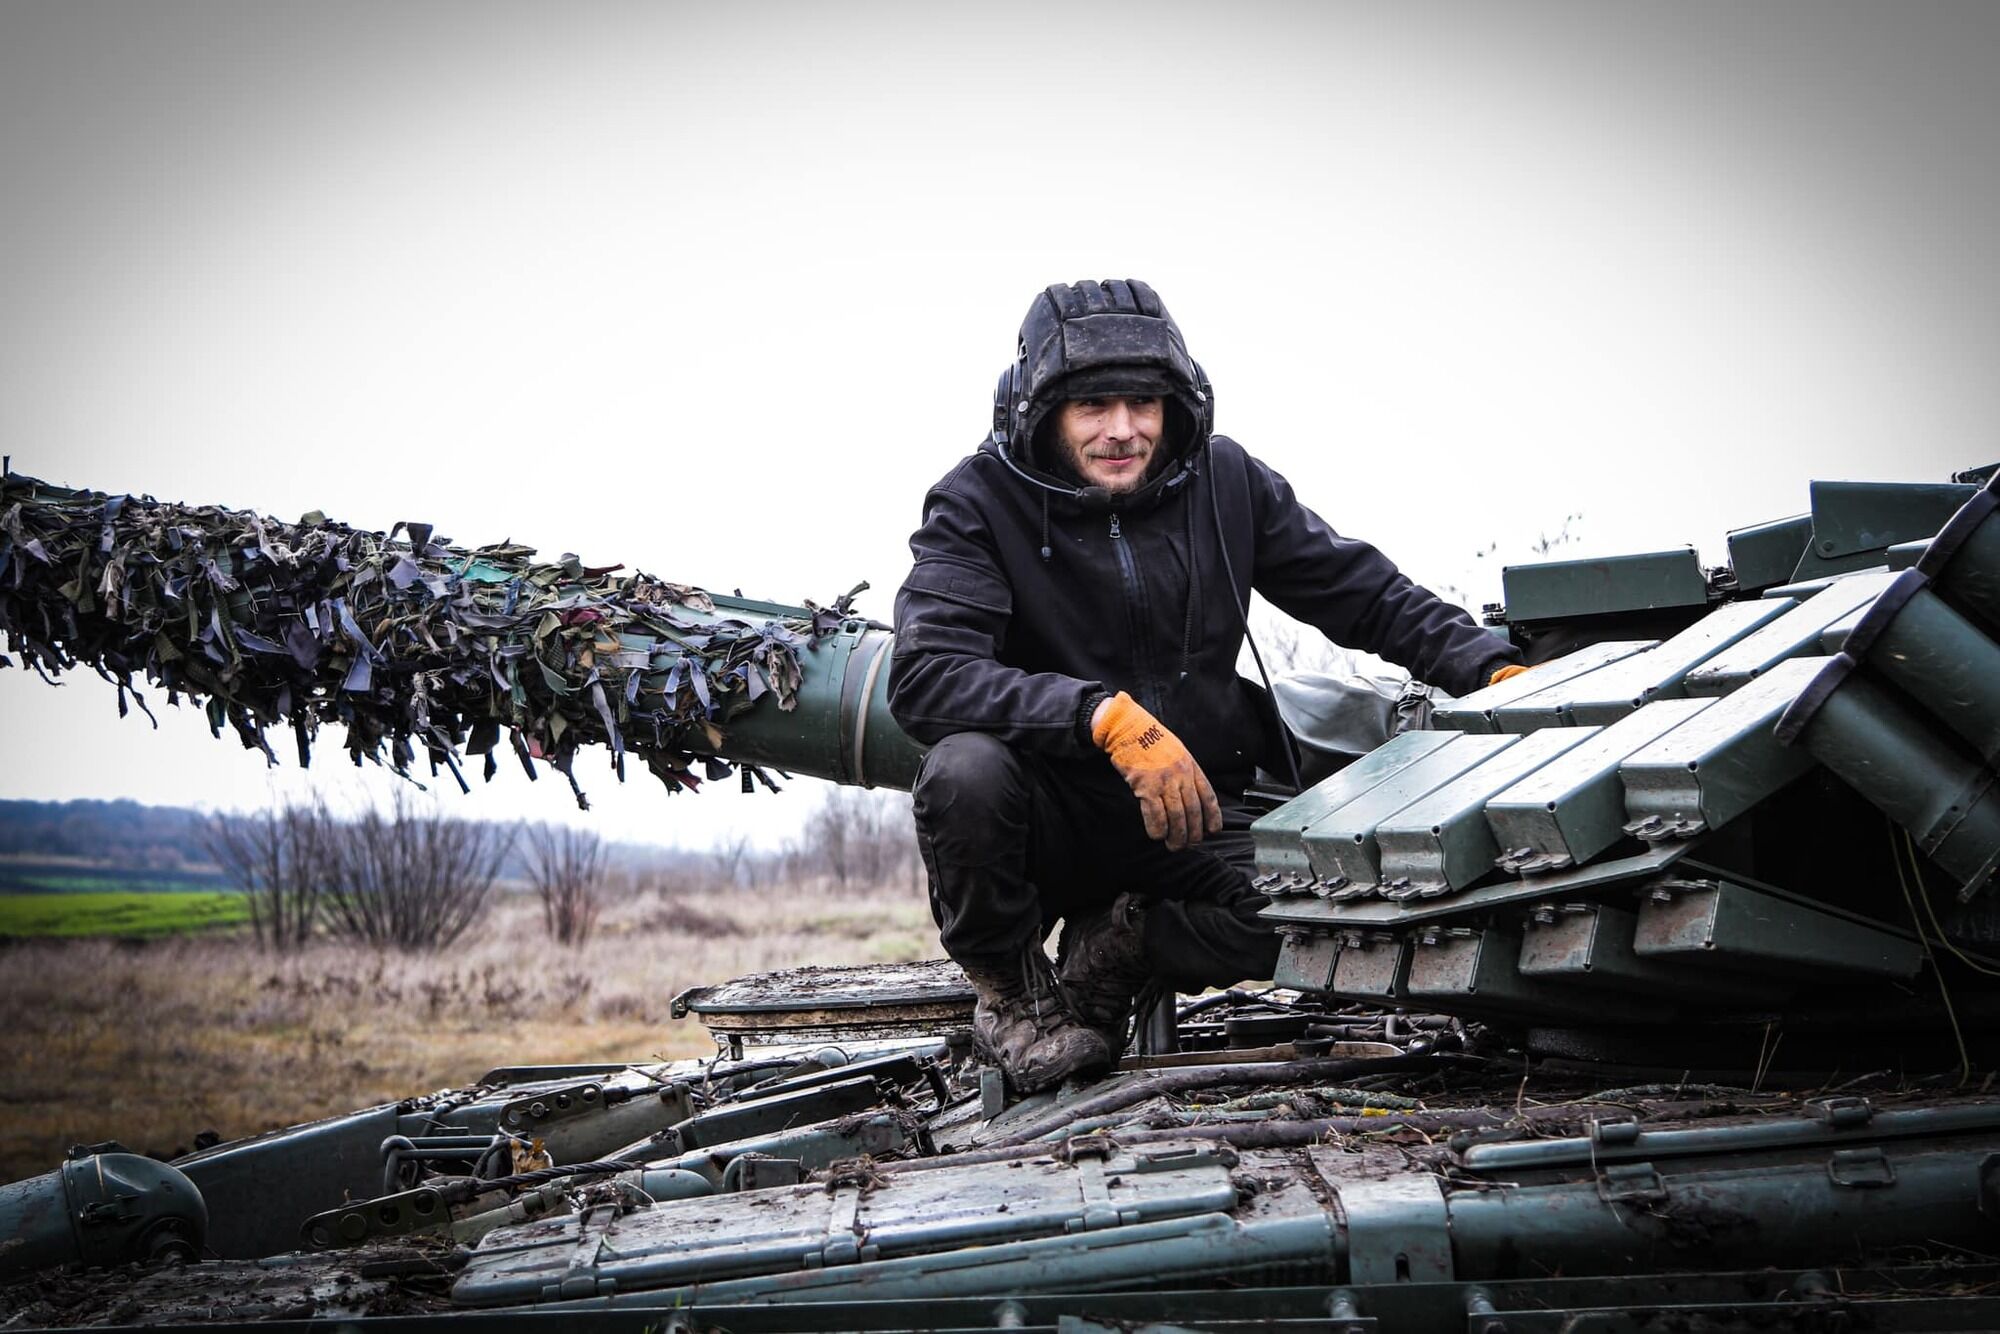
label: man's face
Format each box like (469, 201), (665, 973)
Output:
(1052, 395), (1166, 495)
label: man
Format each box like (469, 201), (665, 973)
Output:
(888, 279), (1521, 1093)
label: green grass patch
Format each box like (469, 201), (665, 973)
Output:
(0, 860), (229, 895)
(0, 891), (250, 938)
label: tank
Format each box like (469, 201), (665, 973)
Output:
(2, 461), (1998, 1330)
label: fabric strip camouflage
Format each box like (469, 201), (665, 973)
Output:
(0, 468), (857, 808)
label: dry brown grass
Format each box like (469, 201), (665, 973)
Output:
(0, 877), (933, 1184)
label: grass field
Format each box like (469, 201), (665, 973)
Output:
(0, 859), (230, 896)
(0, 890), (251, 937)
(0, 877), (934, 1185)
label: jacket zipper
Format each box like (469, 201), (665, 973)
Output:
(1109, 512), (1163, 713)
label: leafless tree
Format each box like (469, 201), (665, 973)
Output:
(1246, 603), (1344, 676)
(320, 792), (513, 951)
(524, 824), (605, 945)
(708, 832), (753, 891)
(792, 786), (919, 891)
(200, 802), (334, 951)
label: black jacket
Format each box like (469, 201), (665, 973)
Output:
(888, 433), (1516, 797)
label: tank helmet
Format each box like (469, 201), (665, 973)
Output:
(990, 279), (1213, 468)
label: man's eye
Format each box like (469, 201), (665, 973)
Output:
(1133, 396), (1160, 406)
(1074, 398), (1104, 409)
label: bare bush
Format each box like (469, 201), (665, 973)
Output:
(200, 802), (334, 951)
(524, 824), (605, 945)
(630, 898), (747, 938)
(320, 793), (513, 951)
(786, 787), (920, 890)
(1246, 602), (1345, 676)
(708, 833), (753, 891)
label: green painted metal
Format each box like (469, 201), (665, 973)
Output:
(1726, 513), (1814, 592)
(338, 1268), (2000, 1332)
(1281, 843), (1691, 933)
(1374, 729), (1602, 898)
(1446, 1145), (1995, 1280)
(1818, 604), (1867, 651)
(1683, 570), (1896, 695)
(1846, 576), (2000, 764)
(1886, 538), (1928, 570)
(1517, 901), (1786, 1004)
(1618, 656), (1825, 840)
(534, 1208), (1343, 1311)
(1493, 598), (1794, 730)
(1917, 480), (2000, 631)
(1251, 731), (1460, 882)
(1800, 480), (1976, 564)
(1336, 1174), (1452, 1284)
(173, 1066), (708, 1259)
(1500, 549), (1708, 623)
(1405, 925), (1657, 1023)
(673, 1075), (886, 1149)
(1464, 1099), (2000, 1172)
(1485, 698), (1717, 874)
(454, 1140), (1248, 1306)
(0, 1153), (207, 1276)
(1329, 932), (1410, 1002)
(1632, 878), (1923, 979)
(631, 1111), (916, 1190)
(1299, 735), (1518, 889)
(1781, 666), (2000, 898)
(1431, 641), (1655, 735)
(172, 1103), (407, 1260)
(684, 603), (925, 790)
(1760, 571), (1882, 599)
(1272, 930), (1342, 991)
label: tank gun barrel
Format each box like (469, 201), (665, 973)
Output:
(0, 468), (924, 803)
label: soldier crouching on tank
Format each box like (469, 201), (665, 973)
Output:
(887, 279), (1525, 1093)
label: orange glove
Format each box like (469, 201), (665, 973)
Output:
(1092, 692), (1223, 851)
(1489, 663), (1532, 687)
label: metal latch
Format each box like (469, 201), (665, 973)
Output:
(1827, 1146), (1896, 1188)
(1057, 1132), (1119, 1163)
(814, 1183), (877, 1266)
(1596, 1162), (1668, 1205)
(1589, 1116), (1643, 1148)
(1808, 1095), (1875, 1129)
(1623, 812), (1706, 840)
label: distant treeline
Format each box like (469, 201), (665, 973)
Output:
(0, 799), (210, 870)
(0, 790), (919, 894)
(0, 797), (696, 880)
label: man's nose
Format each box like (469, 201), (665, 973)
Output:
(1104, 400), (1135, 440)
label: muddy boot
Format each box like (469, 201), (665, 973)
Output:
(1056, 892), (1154, 1055)
(956, 946), (1112, 1094)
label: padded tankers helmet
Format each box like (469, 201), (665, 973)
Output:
(990, 279), (1213, 475)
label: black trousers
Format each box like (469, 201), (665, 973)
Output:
(910, 732), (1281, 991)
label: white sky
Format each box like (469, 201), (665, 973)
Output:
(2, 1), (1996, 850)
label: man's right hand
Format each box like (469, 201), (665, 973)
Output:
(1091, 692), (1223, 851)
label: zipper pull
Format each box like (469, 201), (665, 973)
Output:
(1109, 514), (1122, 539)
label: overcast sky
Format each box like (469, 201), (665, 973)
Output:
(3, 1), (1996, 850)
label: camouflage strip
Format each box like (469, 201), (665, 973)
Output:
(0, 468), (856, 808)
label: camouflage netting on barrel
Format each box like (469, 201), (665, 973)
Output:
(0, 467), (856, 806)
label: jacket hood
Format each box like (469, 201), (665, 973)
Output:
(993, 279), (1211, 511)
